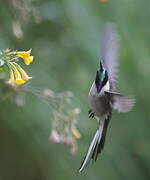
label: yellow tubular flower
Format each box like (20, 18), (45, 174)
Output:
(71, 127), (81, 139)
(16, 49), (34, 66)
(7, 68), (15, 84)
(10, 63), (25, 84)
(13, 63), (32, 81)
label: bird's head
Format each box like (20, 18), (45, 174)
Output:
(95, 63), (108, 93)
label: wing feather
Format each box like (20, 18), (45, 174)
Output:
(105, 91), (136, 112)
(101, 24), (119, 91)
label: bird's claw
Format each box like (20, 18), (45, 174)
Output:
(89, 113), (94, 118)
(88, 109), (94, 118)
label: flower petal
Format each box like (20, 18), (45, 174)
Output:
(49, 130), (61, 143)
(16, 49), (33, 65)
(71, 127), (81, 139)
(14, 63), (32, 81)
(7, 68), (15, 84)
(10, 63), (25, 85)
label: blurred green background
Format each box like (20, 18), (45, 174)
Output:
(0, 0), (150, 179)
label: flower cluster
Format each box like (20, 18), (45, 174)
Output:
(32, 88), (81, 155)
(10, 0), (42, 39)
(50, 108), (81, 155)
(0, 49), (33, 86)
(0, 49), (81, 155)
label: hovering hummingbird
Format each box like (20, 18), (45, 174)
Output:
(79, 24), (135, 172)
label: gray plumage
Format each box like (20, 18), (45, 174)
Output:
(79, 24), (135, 173)
(101, 24), (119, 91)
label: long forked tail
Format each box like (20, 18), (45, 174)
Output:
(78, 116), (110, 173)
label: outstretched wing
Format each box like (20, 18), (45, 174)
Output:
(105, 91), (136, 112)
(101, 24), (119, 91)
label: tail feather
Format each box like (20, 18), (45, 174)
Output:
(78, 128), (101, 173)
(79, 116), (110, 173)
(91, 124), (104, 161)
(92, 115), (110, 161)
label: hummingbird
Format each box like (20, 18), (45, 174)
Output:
(79, 24), (135, 172)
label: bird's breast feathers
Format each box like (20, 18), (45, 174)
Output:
(88, 81), (111, 118)
(89, 80), (110, 97)
(99, 81), (110, 95)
